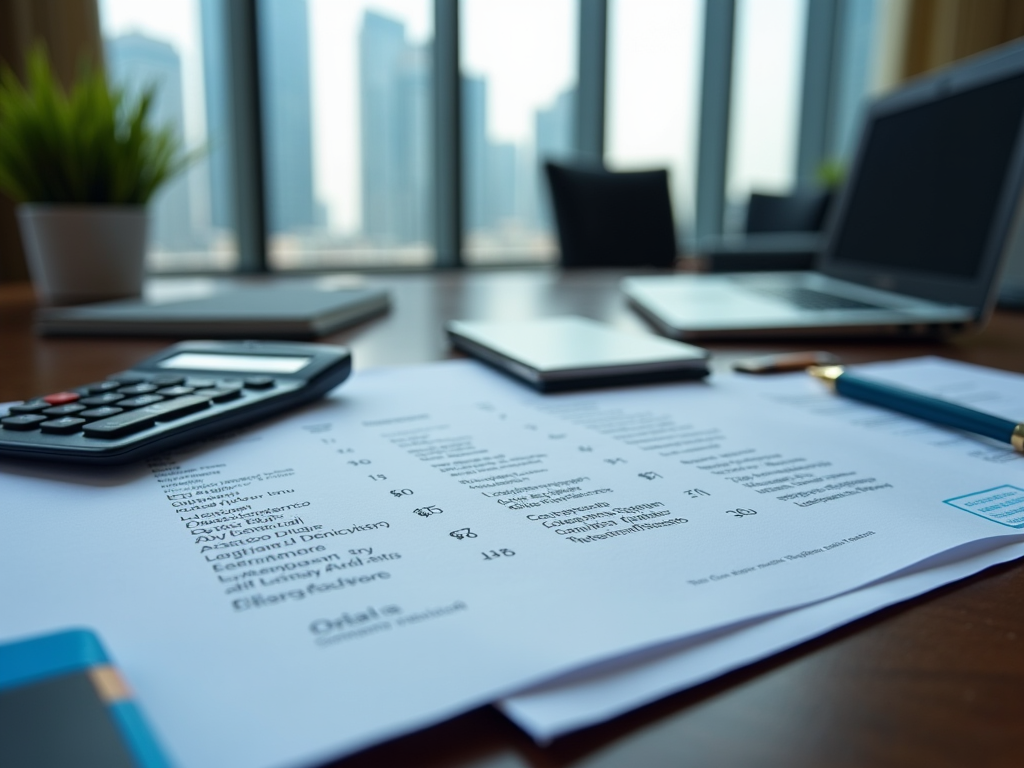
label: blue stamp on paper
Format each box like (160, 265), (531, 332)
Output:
(944, 485), (1024, 529)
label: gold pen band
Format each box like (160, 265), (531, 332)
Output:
(1012, 424), (1024, 453)
(806, 364), (845, 392)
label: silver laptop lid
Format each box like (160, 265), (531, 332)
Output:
(819, 39), (1024, 314)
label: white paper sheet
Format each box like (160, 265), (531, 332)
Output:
(499, 537), (1024, 740)
(501, 356), (1024, 739)
(2, 357), (1022, 768)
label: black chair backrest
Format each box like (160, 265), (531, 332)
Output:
(745, 189), (832, 234)
(544, 162), (679, 268)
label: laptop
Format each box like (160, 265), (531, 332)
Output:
(624, 39), (1024, 340)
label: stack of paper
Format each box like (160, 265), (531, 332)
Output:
(2, 356), (1021, 767)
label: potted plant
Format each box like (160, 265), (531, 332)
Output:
(0, 47), (193, 305)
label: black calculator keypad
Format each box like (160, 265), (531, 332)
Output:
(0, 336), (344, 466)
(3, 377), (272, 431)
(83, 395), (211, 438)
(40, 417), (87, 434)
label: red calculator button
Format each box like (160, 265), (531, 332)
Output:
(43, 392), (80, 405)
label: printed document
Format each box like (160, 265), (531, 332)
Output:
(2, 358), (1023, 768)
(501, 356), (1024, 739)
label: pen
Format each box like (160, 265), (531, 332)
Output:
(807, 365), (1024, 453)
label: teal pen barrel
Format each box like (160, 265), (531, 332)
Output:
(837, 374), (1017, 443)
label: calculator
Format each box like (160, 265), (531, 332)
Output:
(0, 340), (351, 464)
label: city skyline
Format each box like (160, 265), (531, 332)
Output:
(99, 0), (846, 264)
(106, 6), (575, 261)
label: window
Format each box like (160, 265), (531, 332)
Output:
(460, 0), (578, 265)
(259, 0), (434, 270)
(725, 0), (808, 233)
(605, 0), (704, 239)
(100, 0), (238, 271)
(98, 0), (874, 271)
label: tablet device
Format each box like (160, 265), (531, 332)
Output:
(447, 316), (709, 391)
(35, 285), (389, 339)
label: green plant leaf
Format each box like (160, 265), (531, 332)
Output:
(0, 42), (199, 204)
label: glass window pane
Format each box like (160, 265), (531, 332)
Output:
(605, 0), (704, 241)
(259, 0), (434, 270)
(461, 0), (578, 266)
(100, 0), (239, 272)
(725, 0), (807, 233)
(836, 0), (886, 160)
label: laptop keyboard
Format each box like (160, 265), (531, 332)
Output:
(751, 286), (883, 311)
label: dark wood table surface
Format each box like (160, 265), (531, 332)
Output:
(3, 269), (1024, 768)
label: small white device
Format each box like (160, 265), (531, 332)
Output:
(446, 316), (709, 391)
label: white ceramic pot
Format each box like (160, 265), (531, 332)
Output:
(17, 204), (148, 306)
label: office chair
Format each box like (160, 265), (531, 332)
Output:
(745, 189), (831, 233)
(544, 162), (679, 268)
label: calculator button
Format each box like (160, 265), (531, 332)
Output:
(42, 403), (86, 417)
(82, 413), (155, 437)
(83, 395), (210, 438)
(156, 385), (195, 397)
(151, 374), (186, 387)
(8, 401), (49, 415)
(42, 392), (80, 405)
(2, 414), (47, 430)
(40, 417), (86, 434)
(85, 381), (122, 393)
(186, 378), (216, 388)
(118, 394), (164, 409)
(152, 395), (211, 420)
(79, 406), (124, 420)
(80, 392), (125, 407)
(118, 383), (159, 396)
(193, 386), (242, 403)
(243, 376), (275, 389)
(109, 372), (148, 384)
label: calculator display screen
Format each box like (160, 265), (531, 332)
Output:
(157, 353), (312, 374)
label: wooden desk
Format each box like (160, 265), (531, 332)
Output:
(3, 270), (1024, 768)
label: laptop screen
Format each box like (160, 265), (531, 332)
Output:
(829, 72), (1024, 281)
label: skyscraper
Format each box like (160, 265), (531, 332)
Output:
(359, 11), (431, 245)
(200, 0), (231, 234)
(258, 0), (316, 235)
(397, 43), (432, 243)
(487, 142), (517, 227)
(106, 33), (196, 251)
(528, 88), (576, 229)
(461, 74), (490, 234)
